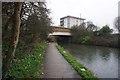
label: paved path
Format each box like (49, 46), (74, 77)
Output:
(42, 43), (80, 78)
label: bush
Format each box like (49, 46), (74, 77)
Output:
(81, 36), (91, 44)
(7, 42), (47, 78)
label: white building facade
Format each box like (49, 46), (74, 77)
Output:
(60, 15), (85, 28)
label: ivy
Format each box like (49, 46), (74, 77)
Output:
(7, 42), (47, 78)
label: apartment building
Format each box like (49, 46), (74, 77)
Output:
(60, 15), (85, 28)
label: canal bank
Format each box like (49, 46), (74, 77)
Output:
(41, 43), (80, 78)
(56, 44), (96, 79)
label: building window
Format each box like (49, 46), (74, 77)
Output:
(67, 18), (70, 28)
(76, 20), (78, 25)
(68, 23), (70, 28)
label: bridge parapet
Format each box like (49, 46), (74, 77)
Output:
(52, 26), (71, 33)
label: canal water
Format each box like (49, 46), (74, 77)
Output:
(61, 43), (119, 78)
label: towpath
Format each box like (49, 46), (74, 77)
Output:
(42, 42), (80, 79)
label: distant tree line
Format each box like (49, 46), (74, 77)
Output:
(2, 2), (51, 78)
(71, 21), (119, 48)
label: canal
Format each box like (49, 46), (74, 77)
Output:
(61, 43), (119, 78)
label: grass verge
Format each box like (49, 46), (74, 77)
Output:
(7, 42), (48, 78)
(56, 44), (97, 80)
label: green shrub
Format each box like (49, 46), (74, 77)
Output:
(7, 42), (47, 78)
(81, 36), (91, 44)
(56, 44), (97, 80)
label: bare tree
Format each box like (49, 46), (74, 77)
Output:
(114, 16), (120, 33)
(2, 2), (51, 78)
(86, 21), (97, 32)
(3, 2), (22, 78)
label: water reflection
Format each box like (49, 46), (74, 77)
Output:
(61, 43), (119, 78)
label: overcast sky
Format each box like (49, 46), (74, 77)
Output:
(46, 0), (119, 30)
